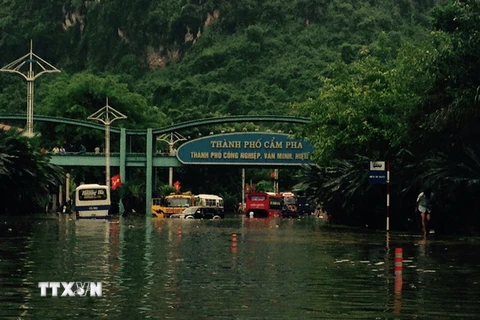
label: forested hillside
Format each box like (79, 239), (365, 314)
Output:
(3, 0), (480, 233)
(0, 0), (442, 124)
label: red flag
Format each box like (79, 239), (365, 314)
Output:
(111, 174), (122, 190)
(173, 180), (181, 193)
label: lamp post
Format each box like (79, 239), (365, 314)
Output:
(88, 98), (127, 189)
(156, 132), (186, 186)
(0, 40), (60, 137)
(273, 169), (279, 194)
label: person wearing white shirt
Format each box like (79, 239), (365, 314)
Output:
(416, 189), (434, 237)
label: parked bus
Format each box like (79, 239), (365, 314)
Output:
(74, 184), (111, 219)
(245, 192), (283, 218)
(151, 192), (197, 218)
(195, 194), (224, 212)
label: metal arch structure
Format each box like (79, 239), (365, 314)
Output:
(0, 114), (115, 132)
(150, 115), (310, 135)
(0, 114), (310, 136)
(0, 113), (311, 215)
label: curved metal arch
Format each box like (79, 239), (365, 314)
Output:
(0, 114), (310, 136)
(151, 115), (310, 135)
(0, 114), (122, 133)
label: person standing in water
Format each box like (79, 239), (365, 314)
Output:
(416, 189), (434, 237)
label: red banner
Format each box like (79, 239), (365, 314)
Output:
(111, 174), (122, 190)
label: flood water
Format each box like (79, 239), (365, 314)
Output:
(1, 214), (479, 319)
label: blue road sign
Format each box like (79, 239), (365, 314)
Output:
(369, 161), (386, 184)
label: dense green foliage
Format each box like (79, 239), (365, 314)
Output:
(1, 0), (441, 123)
(3, 0), (479, 233)
(0, 130), (64, 214)
(295, 0), (480, 233)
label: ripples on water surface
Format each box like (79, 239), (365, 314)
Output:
(0, 214), (479, 319)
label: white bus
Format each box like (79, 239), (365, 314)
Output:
(195, 194), (224, 211)
(74, 184), (111, 219)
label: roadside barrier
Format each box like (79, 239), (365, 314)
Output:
(394, 248), (403, 275)
(231, 233), (238, 253)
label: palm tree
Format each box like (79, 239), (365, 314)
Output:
(418, 146), (480, 233)
(0, 130), (64, 215)
(295, 155), (372, 226)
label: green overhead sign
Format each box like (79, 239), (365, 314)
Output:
(176, 133), (314, 166)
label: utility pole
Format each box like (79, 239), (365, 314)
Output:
(156, 132), (186, 186)
(274, 169), (279, 193)
(88, 98), (127, 189)
(242, 168), (246, 213)
(0, 40), (60, 137)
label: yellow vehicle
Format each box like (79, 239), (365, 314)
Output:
(151, 192), (198, 218)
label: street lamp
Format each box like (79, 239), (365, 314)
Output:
(273, 168), (279, 194)
(156, 132), (186, 186)
(88, 98), (127, 189)
(0, 40), (60, 137)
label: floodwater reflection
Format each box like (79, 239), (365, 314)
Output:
(0, 214), (479, 319)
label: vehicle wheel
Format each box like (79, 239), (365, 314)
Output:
(185, 215), (194, 219)
(212, 215), (222, 220)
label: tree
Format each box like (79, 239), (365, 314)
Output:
(0, 129), (64, 215)
(405, 0), (480, 233)
(292, 29), (445, 229)
(293, 33), (438, 164)
(34, 72), (168, 153)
